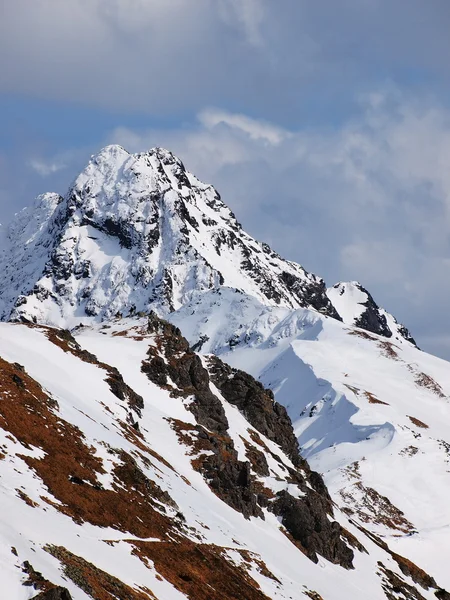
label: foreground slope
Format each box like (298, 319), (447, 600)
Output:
(0, 144), (448, 599)
(0, 315), (447, 600)
(169, 288), (450, 591)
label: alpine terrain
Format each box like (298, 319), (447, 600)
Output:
(0, 145), (449, 600)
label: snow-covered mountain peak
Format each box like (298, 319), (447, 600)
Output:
(0, 145), (339, 327)
(327, 281), (417, 345)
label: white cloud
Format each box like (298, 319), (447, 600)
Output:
(198, 109), (289, 144)
(29, 159), (66, 177)
(0, 0), (274, 114)
(218, 0), (266, 47)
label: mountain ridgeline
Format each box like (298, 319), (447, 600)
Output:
(0, 145), (410, 344)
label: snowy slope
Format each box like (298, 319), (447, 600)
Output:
(0, 145), (338, 328)
(169, 287), (450, 592)
(0, 318), (446, 600)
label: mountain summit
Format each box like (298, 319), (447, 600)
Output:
(0, 145), (412, 345)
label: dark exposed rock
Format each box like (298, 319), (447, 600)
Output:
(398, 323), (418, 348)
(144, 313), (264, 518)
(334, 282), (392, 338)
(11, 373), (25, 388)
(355, 299), (392, 338)
(143, 313), (228, 433)
(377, 562), (427, 600)
(22, 560), (73, 600)
(191, 334), (209, 352)
(101, 217), (133, 249)
(329, 282), (418, 345)
(146, 311), (354, 567)
(141, 355), (168, 388)
(106, 368), (144, 417)
(69, 475), (85, 485)
(147, 312), (189, 350)
(280, 271), (341, 320)
(207, 355), (301, 467)
(171, 418), (264, 519)
(242, 440), (270, 477)
(271, 490), (354, 568)
(32, 589), (73, 600)
(191, 425), (263, 519)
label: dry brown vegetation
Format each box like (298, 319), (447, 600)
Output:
(414, 372), (445, 398)
(340, 463), (415, 535)
(351, 483), (415, 533)
(16, 489), (39, 508)
(364, 391), (389, 405)
(378, 341), (400, 360)
(408, 416), (429, 429)
(0, 354), (280, 599)
(237, 549), (280, 583)
(46, 545), (156, 600)
(0, 356), (176, 540)
(343, 385), (389, 406)
(347, 330), (377, 341)
(131, 541), (272, 600)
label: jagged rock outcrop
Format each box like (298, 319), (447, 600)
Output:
(141, 312), (354, 565)
(33, 588), (73, 600)
(207, 355), (302, 467)
(272, 491), (354, 568)
(327, 281), (417, 345)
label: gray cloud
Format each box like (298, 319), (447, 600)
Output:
(2, 1), (450, 119)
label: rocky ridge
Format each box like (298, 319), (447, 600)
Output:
(0, 145), (413, 346)
(0, 145), (340, 327)
(327, 281), (416, 345)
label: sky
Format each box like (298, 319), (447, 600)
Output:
(2, 0), (450, 358)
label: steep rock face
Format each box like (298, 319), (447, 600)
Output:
(207, 355), (302, 468)
(33, 589), (73, 600)
(141, 312), (354, 565)
(0, 145), (338, 326)
(327, 281), (417, 345)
